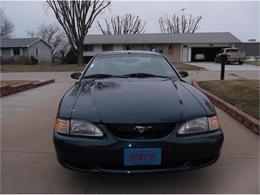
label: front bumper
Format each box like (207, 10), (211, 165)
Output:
(54, 128), (224, 174)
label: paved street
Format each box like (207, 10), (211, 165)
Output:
(187, 62), (260, 71)
(1, 71), (259, 193)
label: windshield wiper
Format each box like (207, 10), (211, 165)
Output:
(82, 74), (126, 79)
(123, 73), (172, 79)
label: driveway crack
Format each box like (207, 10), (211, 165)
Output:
(85, 174), (95, 193)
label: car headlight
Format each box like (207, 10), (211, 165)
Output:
(178, 116), (220, 135)
(70, 119), (104, 137)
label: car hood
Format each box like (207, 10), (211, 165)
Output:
(70, 78), (208, 124)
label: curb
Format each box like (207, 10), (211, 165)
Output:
(191, 79), (259, 135)
(0, 79), (55, 97)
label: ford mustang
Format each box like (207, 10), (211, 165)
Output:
(54, 51), (224, 174)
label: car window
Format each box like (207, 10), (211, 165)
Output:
(84, 54), (178, 77)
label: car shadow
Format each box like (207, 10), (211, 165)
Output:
(71, 167), (215, 193)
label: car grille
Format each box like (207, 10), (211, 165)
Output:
(106, 124), (175, 139)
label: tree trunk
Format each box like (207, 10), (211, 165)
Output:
(77, 46), (84, 66)
(60, 51), (65, 64)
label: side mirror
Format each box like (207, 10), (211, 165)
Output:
(71, 72), (81, 80)
(179, 71), (188, 78)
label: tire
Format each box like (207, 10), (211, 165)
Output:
(239, 61), (243, 65)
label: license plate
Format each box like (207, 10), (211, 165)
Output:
(124, 148), (161, 166)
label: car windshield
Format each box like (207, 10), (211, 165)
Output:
(83, 54), (178, 78)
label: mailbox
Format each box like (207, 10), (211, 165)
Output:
(219, 54), (227, 80)
(219, 54), (227, 64)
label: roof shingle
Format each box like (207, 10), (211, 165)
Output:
(84, 32), (241, 44)
(0, 38), (41, 48)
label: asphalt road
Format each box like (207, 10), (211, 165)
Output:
(1, 72), (259, 193)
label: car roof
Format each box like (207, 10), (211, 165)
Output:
(95, 50), (162, 56)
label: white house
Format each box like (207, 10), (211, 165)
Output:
(0, 38), (52, 64)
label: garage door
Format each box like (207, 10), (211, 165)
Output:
(191, 47), (223, 62)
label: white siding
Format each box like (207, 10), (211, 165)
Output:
(28, 41), (52, 63)
(84, 44), (123, 57)
(10, 48), (14, 57)
(1, 48), (12, 59)
(113, 45), (123, 51)
(181, 47), (189, 63)
(84, 45), (102, 56)
(188, 43), (231, 48)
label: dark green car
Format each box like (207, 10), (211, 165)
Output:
(54, 51), (224, 174)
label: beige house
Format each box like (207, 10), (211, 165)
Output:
(83, 32), (241, 63)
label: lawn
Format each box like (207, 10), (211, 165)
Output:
(0, 80), (34, 87)
(0, 64), (85, 72)
(0, 63), (205, 72)
(174, 63), (205, 71)
(245, 61), (260, 66)
(198, 80), (259, 119)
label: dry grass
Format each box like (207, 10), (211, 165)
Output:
(198, 80), (260, 119)
(0, 63), (205, 73)
(245, 61), (260, 66)
(0, 80), (34, 87)
(0, 64), (84, 72)
(174, 63), (206, 71)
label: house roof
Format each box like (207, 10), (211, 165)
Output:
(96, 50), (162, 56)
(84, 32), (241, 45)
(0, 38), (51, 48)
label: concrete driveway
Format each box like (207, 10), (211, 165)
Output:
(187, 62), (260, 71)
(1, 72), (259, 193)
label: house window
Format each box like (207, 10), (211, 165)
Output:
(102, 44), (113, 51)
(36, 48), (38, 56)
(122, 45), (131, 50)
(84, 44), (94, 51)
(144, 44), (152, 51)
(13, 48), (20, 56)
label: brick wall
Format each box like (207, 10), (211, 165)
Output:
(163, 44), (181, 64)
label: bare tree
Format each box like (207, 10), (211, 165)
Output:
(27, 23), (69, 59)
(46, 0), (110, 65)
(159, 9), (202, 33)
(0, 8), (14, 38)
(97, 13), (146, 34)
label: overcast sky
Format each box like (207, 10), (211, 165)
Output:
(1, 1), (259, 42)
